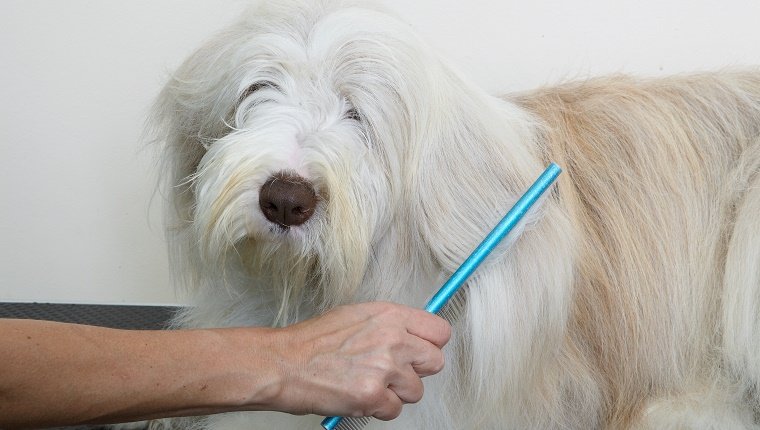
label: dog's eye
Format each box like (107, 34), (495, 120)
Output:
(239, 81), (280, 102)
(345, 108), (362, 122)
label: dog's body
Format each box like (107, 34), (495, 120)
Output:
(151, 1), (760, 428)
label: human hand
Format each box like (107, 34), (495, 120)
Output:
(0, 306), (449, 428)
(265, 302), (451, 420)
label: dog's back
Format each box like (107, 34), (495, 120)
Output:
(516, 72), (760, 426)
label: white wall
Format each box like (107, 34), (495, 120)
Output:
(2, 0), (759, 305)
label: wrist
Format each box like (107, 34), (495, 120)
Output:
(203, 326), (287, 412)
(233, 324), (321, 416)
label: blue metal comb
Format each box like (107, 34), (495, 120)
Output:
(321, 163), (562, 430)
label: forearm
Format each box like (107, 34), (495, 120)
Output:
(0, 303), (449, 428)
(0, 319), (281, 429)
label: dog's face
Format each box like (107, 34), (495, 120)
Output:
(155, 1), (536, 323)
(154, 3), (438, 320)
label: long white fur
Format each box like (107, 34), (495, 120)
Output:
(148, 1), (760, 429)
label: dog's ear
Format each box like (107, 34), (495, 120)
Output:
(340, 30), (550, 270)
(404, 70), (548, 272)
(400, 71), (585, 412)
(149, 31), (247, 226)
(147, 31), (251, 289)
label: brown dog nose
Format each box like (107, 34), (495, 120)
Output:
(259, 172), (317, 227)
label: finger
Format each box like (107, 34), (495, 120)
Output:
(387, 367), (424, 404)
(409, 341), (446, 377)
(402, 309), (452, 349)
(372, 388), (404, 421)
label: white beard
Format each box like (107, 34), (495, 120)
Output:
(149, 1), (760, 428)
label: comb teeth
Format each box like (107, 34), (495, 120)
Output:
(436, 287), (467, 323)
(329, 416), (372, 430)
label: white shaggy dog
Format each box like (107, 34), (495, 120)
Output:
(150, 0), (760, 428)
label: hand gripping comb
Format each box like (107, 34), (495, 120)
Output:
(321, 163), (562, 430)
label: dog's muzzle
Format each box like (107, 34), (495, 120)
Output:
(258, 171), (317, 228)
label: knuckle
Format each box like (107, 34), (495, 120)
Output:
(406, 379), (424, 404)
(372, 301), (396, 315)
(388, 403), (404, 420)
(439, 319), (452, 342)
(425, 315), (452, 346)
(355, 377), (387, 403)
(375, 400), (403, 421)
(409, 389), (424, 404)
(378, 357), (396, 374)
(382, 329), (405, 347)
(431, 351), (446, 373)
(380, 302), (411, 322)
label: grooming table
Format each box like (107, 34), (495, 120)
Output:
(0, 302), (181, 430)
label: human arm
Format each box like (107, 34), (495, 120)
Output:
(0, 301), (450, 429)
